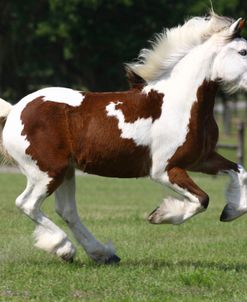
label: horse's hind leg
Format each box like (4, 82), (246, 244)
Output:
(55, 167), (120, 264)
(16, 170), (76, 261)
(149, 167), (209, 224)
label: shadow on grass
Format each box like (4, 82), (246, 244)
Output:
(44, 257), (247, 273)
(12, 255), (247, 273)
(121, 258), (247, 272)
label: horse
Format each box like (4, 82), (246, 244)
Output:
(0, 12), (247, 264)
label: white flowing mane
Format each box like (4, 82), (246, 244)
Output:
(127, 13), (234, 82)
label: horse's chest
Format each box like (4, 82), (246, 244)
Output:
(167, 100), (218, 169)
(188, 113), (218, 154)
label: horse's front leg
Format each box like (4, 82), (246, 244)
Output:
(191, 152), (247, 222)
(149, 167), (209, 225)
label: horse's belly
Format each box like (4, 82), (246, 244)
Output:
(75, 142), (151, 178)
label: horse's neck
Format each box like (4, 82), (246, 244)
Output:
(144, 40), (218, 109)
(196, 80), (218, 115)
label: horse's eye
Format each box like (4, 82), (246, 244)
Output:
(239, 49), (247, 56)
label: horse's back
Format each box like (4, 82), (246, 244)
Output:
(3, 87), (159, 178)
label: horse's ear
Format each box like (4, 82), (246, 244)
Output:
(229, 18), (245, 38)
(239, 19), (246, 30)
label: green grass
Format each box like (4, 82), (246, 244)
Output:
(216, 114), (247, 167)
(1, 173), (247, 301)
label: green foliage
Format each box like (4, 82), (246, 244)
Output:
(0, 1), (246, 102)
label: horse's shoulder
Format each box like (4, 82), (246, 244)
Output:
(111, 89), (164, 123)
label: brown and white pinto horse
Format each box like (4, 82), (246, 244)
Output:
(1, 13), (247, 264)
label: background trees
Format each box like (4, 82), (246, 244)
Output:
(0, 0), (246, 102)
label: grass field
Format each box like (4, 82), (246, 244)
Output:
(216, 112), (247, 168)
(1, 172), (247, 302)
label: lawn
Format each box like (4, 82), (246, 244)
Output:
(1, 172), (247, 301)
(215, 110), (247, 167)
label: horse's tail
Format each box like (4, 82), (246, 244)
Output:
(0, 98), (13, 164)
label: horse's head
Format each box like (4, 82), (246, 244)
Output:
(212, 18), (247, 92)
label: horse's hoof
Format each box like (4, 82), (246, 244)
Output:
(148, 207), (160, 224)
(61, 254), (74, 263)
(104, 254), (121, 265)
(220, 205), (247, 222)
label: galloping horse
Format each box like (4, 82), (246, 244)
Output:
(1, 13), (247, 264)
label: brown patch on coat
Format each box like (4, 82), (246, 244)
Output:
(167, 167), (209, 208)
(115, 89), (163, 123)
(166, 80), (239, 174)
(20, 96), (72, 193)
(166, 80), (220, 171)
(191, 152), (239, 174)
(20, 89), (163, 193)
(66, 90), (163, 177)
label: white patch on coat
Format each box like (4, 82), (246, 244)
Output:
(18, 87), (84, 107)
(106, 101), (153, 146)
